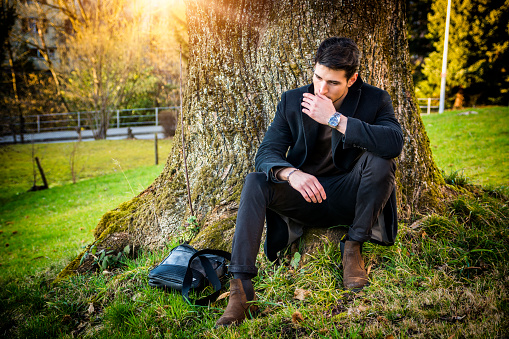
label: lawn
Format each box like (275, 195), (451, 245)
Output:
(0, 138), (172, 276)
(0, 109), (508, 338)
(421, 106), (509, 187)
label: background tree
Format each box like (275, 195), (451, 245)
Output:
(406, 0), (434, 87)
(60, 0), (448, 276)
(55, 0), (152, 139)
(2, 0), (187, 140)
(416, 0), (509, 107)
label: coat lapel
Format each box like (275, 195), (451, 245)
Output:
(331, 77), (363, 156)
(300, 84), (319, 166)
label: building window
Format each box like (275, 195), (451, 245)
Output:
(21, 17), (48, 34)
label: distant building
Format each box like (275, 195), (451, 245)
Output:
(10, 0), (67, 70)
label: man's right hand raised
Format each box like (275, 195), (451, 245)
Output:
(277, 168), (326, 203)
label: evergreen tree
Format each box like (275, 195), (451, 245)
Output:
(416, 0), (509, 107)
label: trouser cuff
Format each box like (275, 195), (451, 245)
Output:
(228, 264), (258, 277)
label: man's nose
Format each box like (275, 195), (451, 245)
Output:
(318, 82), (328, 95)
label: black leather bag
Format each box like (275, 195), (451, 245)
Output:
(148, 244), (231, 305)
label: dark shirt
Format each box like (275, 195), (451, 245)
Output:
(299, 124), (342, 177)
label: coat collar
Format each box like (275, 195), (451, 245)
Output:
(339, 75), (363, 118)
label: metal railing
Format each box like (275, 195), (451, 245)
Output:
(4, 107), (179, 134)
(418, 98), (440, 114)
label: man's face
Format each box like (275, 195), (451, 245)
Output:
(313, 63), (358, 105)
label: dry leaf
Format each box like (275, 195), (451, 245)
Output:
(216, 291), (230, 301)
(421, 231), (427, 238)
(366, 264), (372, 275)
(358, 304), (368, 312)
(292, 310), (304, 324)
(87, 303), (95, 314)
(386, 336), (395, 339)
(294, 288), (311, 301)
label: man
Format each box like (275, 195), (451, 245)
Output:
(216, 37), (403, 327)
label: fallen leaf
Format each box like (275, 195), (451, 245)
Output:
(318, 328), (329, 335)
(294, 288), (311, 301)
(87, 303), (95, 314)
(25, 216), (29, 219)
(447, 335), (454, 339)
(80, 227), (84, 231)
(6, 221), (14, 224)
(421, 231), (427, 239)
(216, 291), (230, 301)
(358, 304), (368, 312)
(292, 310), (304, 324)
(366, 264), (372, 275)
(386, 336), (395, 339)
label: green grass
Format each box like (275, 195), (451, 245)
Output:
(421, 106), (509, 187)
(0, 139), (172, 277)
(0, 139), (172, 203)
(1, 109), (509, 338)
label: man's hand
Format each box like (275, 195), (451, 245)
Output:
(301, 93), (336, 125)
(278, 168), (326, 203)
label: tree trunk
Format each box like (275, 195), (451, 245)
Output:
(59, 0), (446, 277)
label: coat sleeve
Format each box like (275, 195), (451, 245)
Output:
(343, 90), (403, 159)
(255, 92), (295, 182)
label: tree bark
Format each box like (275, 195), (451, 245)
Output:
(59, 0), (446, 277)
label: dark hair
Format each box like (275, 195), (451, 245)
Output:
(313, 37), (360, 79)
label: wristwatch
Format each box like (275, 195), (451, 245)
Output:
(328, 112), (342, 128)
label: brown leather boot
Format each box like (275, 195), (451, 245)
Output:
(215, 279), (258, 327)
(342, 240), (368, 289)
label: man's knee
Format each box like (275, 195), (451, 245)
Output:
(364, 153), (396, 182)
(242, 172), (270, 197)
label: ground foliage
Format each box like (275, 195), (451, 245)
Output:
(1, 178), (507, 338)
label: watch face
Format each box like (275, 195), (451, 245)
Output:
(328, 114), (340, 127)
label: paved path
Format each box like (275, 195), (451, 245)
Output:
(0, 125), (165, 144)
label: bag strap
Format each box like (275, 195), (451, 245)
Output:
(182, 249), (231, 306)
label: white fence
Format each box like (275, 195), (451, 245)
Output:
(3, 107), (179, 134)
(418, 98), (440, 114)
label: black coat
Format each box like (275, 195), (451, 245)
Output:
(254, 76), (404, 261)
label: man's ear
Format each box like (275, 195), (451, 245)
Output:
(347, 73), (358, 87)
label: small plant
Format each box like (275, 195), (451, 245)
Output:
(80, 244), (130, 270)
(442, 169), (470, 186)
(290, 252), (301, 270)
(179, 216), (200, 242)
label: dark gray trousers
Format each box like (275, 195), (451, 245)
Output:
(228, 152), (396, 277)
